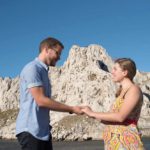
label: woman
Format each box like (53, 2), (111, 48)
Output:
(82, 58), (145, 150)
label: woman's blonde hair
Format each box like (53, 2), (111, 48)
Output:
(115, 58), (136, 97)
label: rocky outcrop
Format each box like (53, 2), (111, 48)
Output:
(0, 77), (19, 111)
(0, 44), (150, 140)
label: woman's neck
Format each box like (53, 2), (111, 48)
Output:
(120, 78), (133, 91)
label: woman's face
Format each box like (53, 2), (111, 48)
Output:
(111, 63), (127, 82)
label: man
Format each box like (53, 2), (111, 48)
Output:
(16, 37), (84, 150)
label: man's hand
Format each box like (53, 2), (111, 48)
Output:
(71, 106), (86, 115)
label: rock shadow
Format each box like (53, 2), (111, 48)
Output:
(143, 92), (150, 101)
(96, 60), (109, 72)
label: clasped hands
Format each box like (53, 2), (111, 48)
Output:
(72, 106), (93, 117)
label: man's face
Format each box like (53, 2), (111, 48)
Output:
(47, 44), (63, 66)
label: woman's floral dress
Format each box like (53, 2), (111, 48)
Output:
(103, 91), (145, 150)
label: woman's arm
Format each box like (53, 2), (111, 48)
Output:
(82, 85), (141, 123)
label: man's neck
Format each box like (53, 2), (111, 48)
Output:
(38, 54), (47, 65)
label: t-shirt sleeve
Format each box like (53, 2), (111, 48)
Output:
(23, 65), (43, 88)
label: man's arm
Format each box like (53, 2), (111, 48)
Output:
(29, 86), (83, 115)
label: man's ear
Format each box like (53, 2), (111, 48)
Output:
(44, 47), (50, 54)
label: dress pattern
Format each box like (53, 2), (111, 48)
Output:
(103, 95), (145, 150)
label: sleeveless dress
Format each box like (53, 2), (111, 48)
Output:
(103, 90), (145, 150)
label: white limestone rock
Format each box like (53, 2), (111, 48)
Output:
(0, 44), (150, 140)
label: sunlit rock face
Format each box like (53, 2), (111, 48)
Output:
(0, 45), (150, 140)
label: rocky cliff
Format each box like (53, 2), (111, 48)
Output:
(0, 44), (150, 140)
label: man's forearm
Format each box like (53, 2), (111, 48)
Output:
(38, 96), (74, 113)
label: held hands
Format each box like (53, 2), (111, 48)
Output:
(72, 106), (101, 122)
(81, 106), (93, 117)
(71, 106), (85, 115)
(71, 106), (93, 115)
(71, 106), (94, 117)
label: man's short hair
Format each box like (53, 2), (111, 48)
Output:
(39, 37), (64, 53)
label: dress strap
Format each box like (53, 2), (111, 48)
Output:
(120, 85), (132, 99)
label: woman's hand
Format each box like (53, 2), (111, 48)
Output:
(82, 106), (93, 117)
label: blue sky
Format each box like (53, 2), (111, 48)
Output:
(0, 0), (150, 78)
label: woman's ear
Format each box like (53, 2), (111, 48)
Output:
(123, 70), (128, 76)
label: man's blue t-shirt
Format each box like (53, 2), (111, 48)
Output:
(16, 58), (51, 141)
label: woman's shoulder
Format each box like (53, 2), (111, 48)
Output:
(127, 84), (142, 99)
(130, 84), (141, 93)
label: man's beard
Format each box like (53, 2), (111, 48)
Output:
(50, 60), (56, 66)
